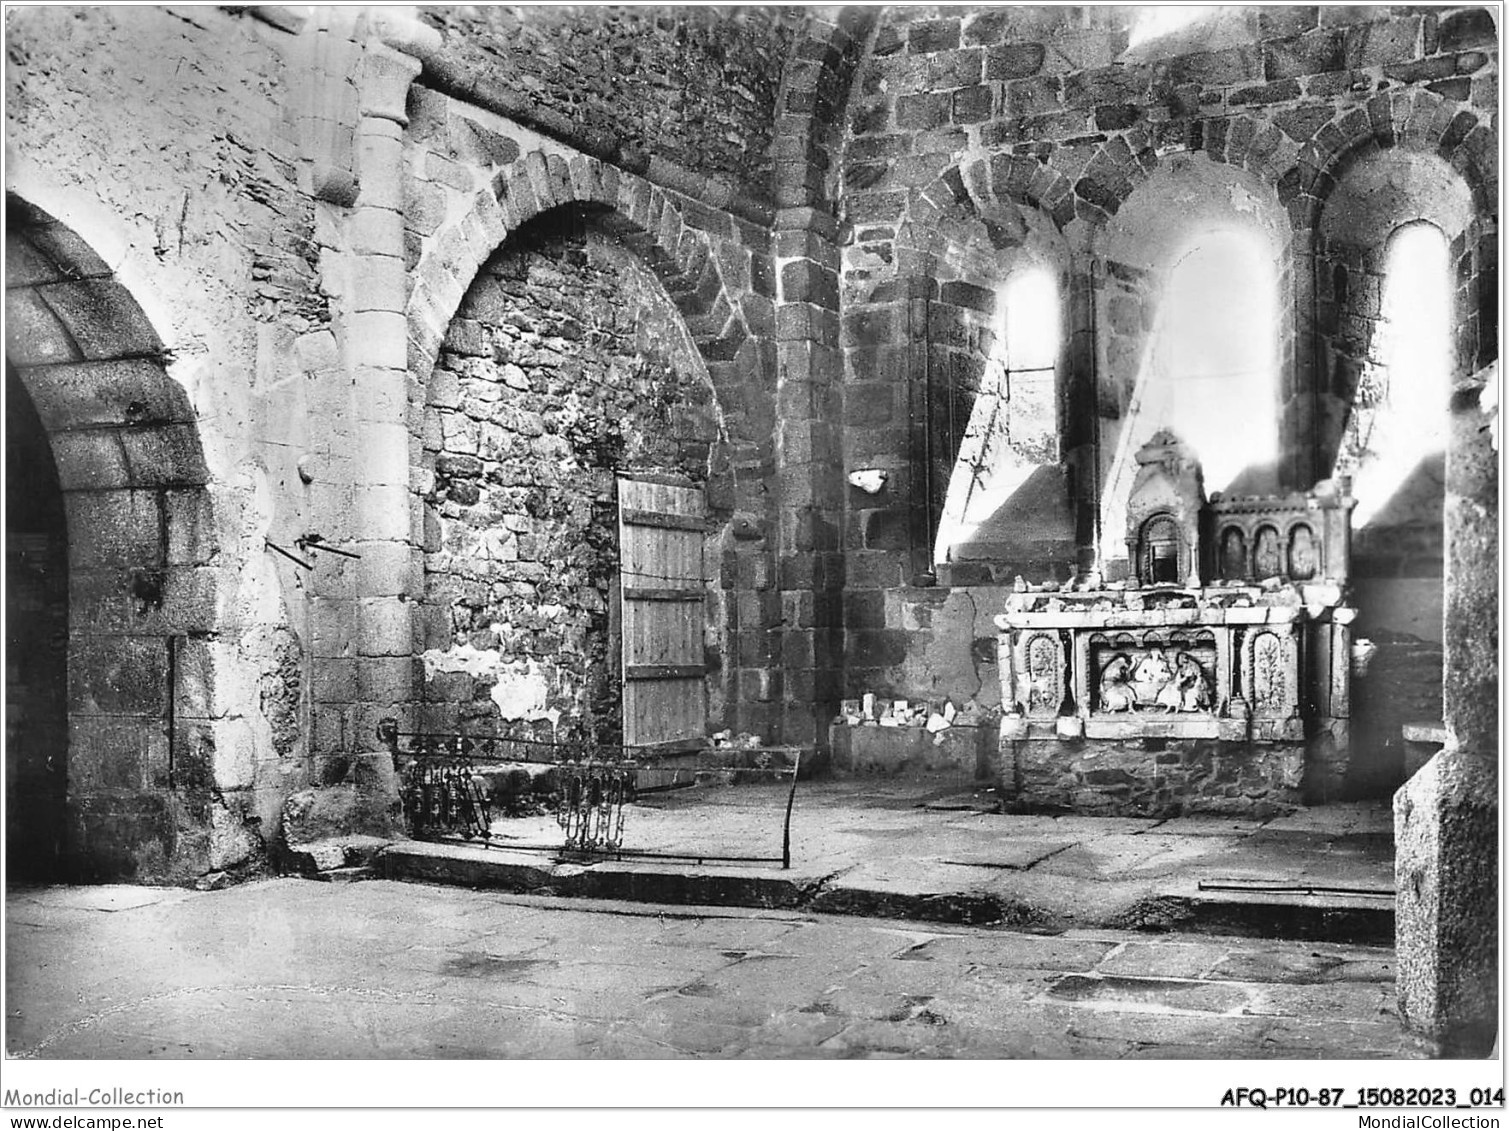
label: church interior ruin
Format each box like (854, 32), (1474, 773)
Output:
(3, 4), (1499, 1057)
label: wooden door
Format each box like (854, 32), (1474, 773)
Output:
(617, 477), (707, 749)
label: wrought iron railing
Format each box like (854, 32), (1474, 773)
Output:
(379, 719), (637, 854)
(377, 719), (800, 867)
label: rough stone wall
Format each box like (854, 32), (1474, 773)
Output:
(420, 5), (800, 198)
(1001, 737), (1305, 818)
(401, 83), (786, 743)
(419, 211), (725, 743)
(830, 3), (1497, 713)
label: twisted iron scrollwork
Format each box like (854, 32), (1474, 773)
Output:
(556, 757), (634, 854)
(399, 751), (493, 841)
(380, 718), (634, 853)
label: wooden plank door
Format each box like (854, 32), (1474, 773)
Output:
(617, 477), (707, 749)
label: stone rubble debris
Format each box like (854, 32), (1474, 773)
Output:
(837, 694), (987, 744)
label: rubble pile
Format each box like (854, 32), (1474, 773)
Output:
(837, 694), (989, 745)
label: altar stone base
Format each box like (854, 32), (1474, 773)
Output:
(997, 736), (1305, 818)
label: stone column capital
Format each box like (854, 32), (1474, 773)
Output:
(369, 7), (443, 64)
(358, 39), (424, 125)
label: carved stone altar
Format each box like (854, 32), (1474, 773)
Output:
(994, 432), (1357, 817)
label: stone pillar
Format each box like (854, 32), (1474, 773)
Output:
(305, 11), (438, 765)
(1394, 363), (1498, 1055)
(772, 205), (845, 749)
(348, 39), (423, 747)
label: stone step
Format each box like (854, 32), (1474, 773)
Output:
(1117, 885), (1395, 946)
(693, 767), (799, 787)
(305, 865), (379, 883)
(380, 839), (814, 910)
(282, 834), (392, 876)
(698, 745), (803, 771)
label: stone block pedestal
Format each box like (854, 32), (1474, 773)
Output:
(1394, 746), (1498, 1055)
(831, 723), (989, 779)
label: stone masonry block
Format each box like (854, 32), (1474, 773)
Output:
(47, 428), (129, 492)
(120, 424), (208, 487)
(35, 278), (162, 360)
(495, 169), (539, 230)
(164, 489), (216, 567)
(359, 483), (412, 542)
(172, 636), (222, 721)
(469, 186), (508, 252)
(908, 18), (961, 54)
(65, 490), (163, 568)
(545, 154), (573, 205)
(14, 217), (111, 279)
(350, 207), (404, 257)
(781, 260), (839, 310)
(22, 358), (192, 434)
(67, 565), (218, 637)
(356, 656), (417, 703)
(6, 289), (82, 367)
(522, 149), (556, 211)
(346, 311), (408, 370)
(311, 600), (356, 659)
(357, 597), (412, 657)
(69, 633), (169, 717)
(352, 541), (418, 598)
(312, 657), (359, 705)
(354, 423), (412, 488)
(66, 716), (166, 794)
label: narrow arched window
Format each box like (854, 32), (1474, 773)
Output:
(933, 265), (1061, 564)
(1157, 231), (1280, 493)
(1002, 266), (1059, 380)
(996, 265), (1061, 460)
(1349, 222), (1450, 529)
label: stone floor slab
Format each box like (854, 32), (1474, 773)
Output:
(5, 877), (1427, 1061)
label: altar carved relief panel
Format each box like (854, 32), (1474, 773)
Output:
(1089, 631), (1217, 715)
(1012, 631), (1066, 720)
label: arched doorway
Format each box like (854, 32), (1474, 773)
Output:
(417, 204), (726, 752)
(5, 198), (222, 882)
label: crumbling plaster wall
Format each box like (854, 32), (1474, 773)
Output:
(3, 6), (369, 879)
(831, 4), (1497, 712)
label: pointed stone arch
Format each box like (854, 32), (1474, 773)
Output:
(5, 196), (224, 882)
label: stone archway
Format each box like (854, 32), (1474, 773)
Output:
(1294, 95), (1498, 1051)
(408, 148), (757, 393)
(416, 199), (730, 746)
(4, 198), (222, 883)
(407, 145), (790, 741)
